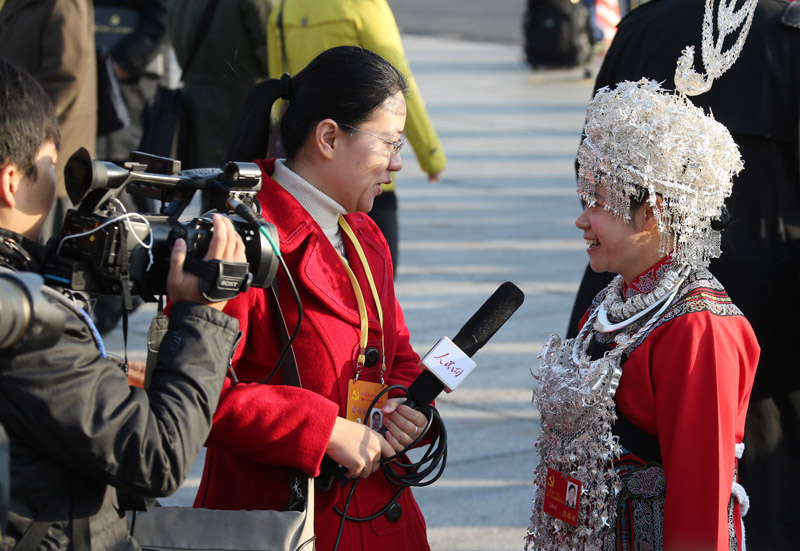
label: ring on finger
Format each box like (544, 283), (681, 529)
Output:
(410, 425), (418, 437)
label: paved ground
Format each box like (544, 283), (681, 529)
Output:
(390, 0), (527, 44)
(104, 35), (601, 551)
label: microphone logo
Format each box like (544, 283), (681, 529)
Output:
(420, 336), (476, 393)
(432, 353), (464, 377)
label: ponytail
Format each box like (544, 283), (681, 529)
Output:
(225, 80), (282, 163)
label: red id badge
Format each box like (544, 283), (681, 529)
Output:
(346, 379), (387, 429)
(543, 468), (582, 526)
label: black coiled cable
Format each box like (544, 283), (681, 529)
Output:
(331, 384), (448, 550)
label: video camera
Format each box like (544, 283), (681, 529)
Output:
(43, 149), (280, 300)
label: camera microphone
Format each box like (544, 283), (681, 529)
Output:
(405, 281), (525, 410)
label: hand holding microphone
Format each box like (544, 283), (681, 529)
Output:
(379, 398), (429, 455)
(318, 281), (525, 490)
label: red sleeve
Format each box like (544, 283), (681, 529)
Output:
(202, 287), (339, 476)
(645, 312), (758, 550)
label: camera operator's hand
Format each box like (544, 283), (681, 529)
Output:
(167, 214), (246, 311)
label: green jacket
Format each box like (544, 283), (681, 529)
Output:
(168, 0), (272, 168)
(268, 0), (447, 189)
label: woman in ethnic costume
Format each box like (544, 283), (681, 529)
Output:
(526, 77), (760, 551)
(526, 3), (763, 546)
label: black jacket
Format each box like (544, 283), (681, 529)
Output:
(0, 228), (240, 550)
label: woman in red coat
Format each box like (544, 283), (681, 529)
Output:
(526, 79), (760, 551)
(193, 47), (432, 551)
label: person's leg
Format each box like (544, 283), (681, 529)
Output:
(581, 0), (605, 44)
(367, 190), (399, 274)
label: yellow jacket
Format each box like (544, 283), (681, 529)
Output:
(268, 0), (447, 190)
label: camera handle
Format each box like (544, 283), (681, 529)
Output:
(182, 257), (253, 302)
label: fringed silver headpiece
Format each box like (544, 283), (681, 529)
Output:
(577, 79), (743, 268)
(576, 0), (756, 270)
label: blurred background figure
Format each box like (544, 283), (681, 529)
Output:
(520, 0), (621, 72)
(167, 0), (273, 170)
(522, 0), (594, 70)
(592, 0), (621, 48)
(565, 1), (800, 549)
(0, 0), (97, 241)
(92, 0), (170, 336)
(580, 0), (607, 46)
(267, 0), (447, 272)
(95, 0), (169, 169)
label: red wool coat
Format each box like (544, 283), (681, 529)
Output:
(194, 160), (430, 551)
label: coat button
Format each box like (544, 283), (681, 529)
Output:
(385, 502), (402, 523)
(364, 346), (380, 367)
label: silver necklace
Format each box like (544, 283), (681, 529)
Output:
(595, 265), (691, 333)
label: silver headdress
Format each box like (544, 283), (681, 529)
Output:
(527, 1), (758, 550)
(577, 79), (743, 269)
(575, 0), (756, 270)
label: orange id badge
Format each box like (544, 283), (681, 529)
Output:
(346, 379), (388, 429)
(543, 468), (582, 526)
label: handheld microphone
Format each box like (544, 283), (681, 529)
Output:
(405, 281), (525, 409)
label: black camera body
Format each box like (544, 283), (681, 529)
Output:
(43, 149), (279, 299)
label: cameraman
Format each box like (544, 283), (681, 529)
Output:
(0, 57), (245, 550)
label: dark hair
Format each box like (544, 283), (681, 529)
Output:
(227, 46), (408, 162)
(629, 185), (650, 212)
(0, 58), (60, 178)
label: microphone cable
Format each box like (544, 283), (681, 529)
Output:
(331, 384), (448, 551)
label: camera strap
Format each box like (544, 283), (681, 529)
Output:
(118, 223), (135, 370)
(183, 256), (253, 302)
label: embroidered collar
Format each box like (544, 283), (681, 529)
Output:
(624, 256), (675, 298)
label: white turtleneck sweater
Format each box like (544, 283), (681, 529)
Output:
(273, 159), (348, 258)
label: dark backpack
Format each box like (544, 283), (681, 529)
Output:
(523, 0), (593, 68)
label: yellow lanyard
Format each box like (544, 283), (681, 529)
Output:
(0, 0), (6, 13)
(338, 215), (385, 381)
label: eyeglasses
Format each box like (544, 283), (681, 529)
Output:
(339, 123), (406, 156)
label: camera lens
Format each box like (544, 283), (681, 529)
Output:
(0, 273), (66, 352)
(0, 274), (32, 350)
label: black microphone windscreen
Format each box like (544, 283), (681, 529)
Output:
(451, 282), (525, 357)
